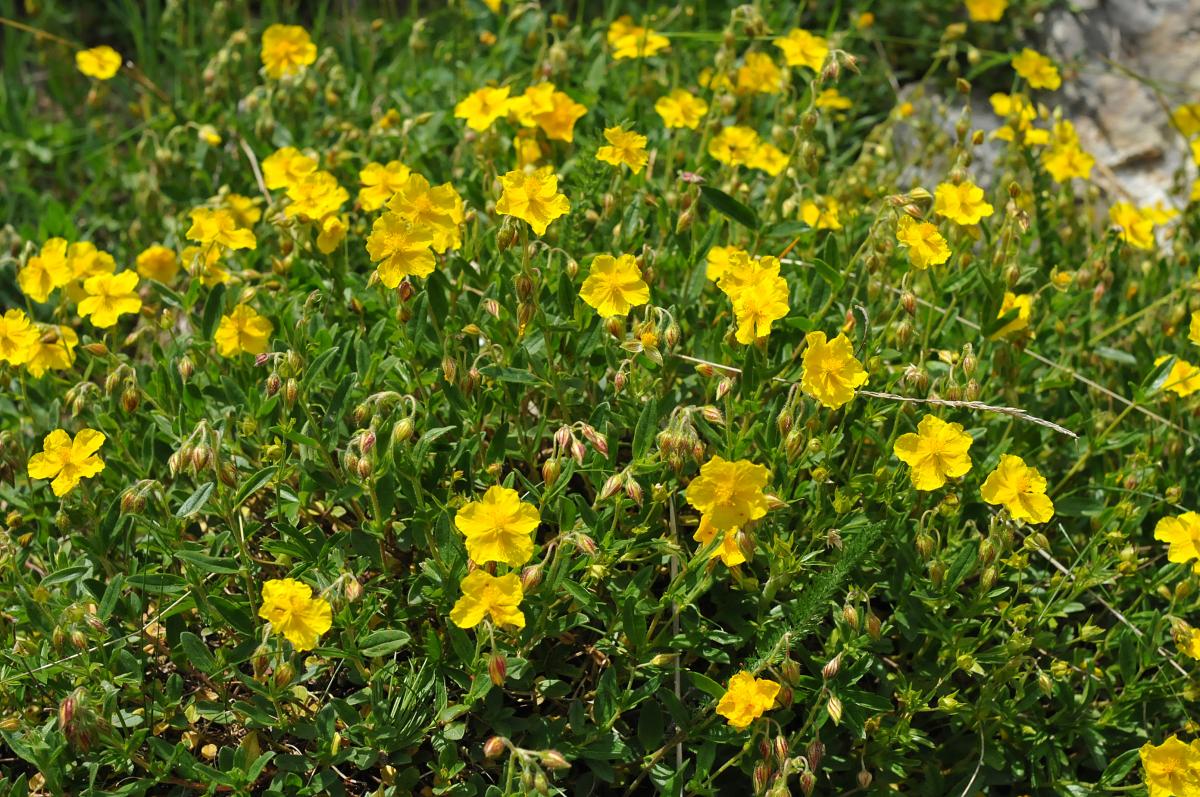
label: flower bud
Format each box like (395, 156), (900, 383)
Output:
(624, 478), (644, 505)
(857, 768), (873, 789)
(541, 750), (570, 771)
(716, 377), (734, 400)
(284, 378), (299, 408)
(753, 763), (772, 794)
(822, 653), (842, 680)
(484, 736), (507, 759)
(488, 653), (507, 686)
(842, 604), (859, 630)
(827, 695), (843, 725)
(599, 473), (624, 500)
(542, 458), (561, 487)
(521, 564), (543, 591)
(799, 770), (816, 796)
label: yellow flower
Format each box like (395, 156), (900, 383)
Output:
(774, 28), (828, 71)
(749, 143), (788, 176)
(1189, 312), (1200, 346)
(1109, 201), (1155, 250)
(78, 271), (141, 328)
(450, 570), (526, 630)
(607, 16), (670, 60)
(1143, 202), (1179, 226)
(685, 456), (770, 532)
(136, 245), (178, 283)
(532, 90), (587, 142)
(514, 131), (542, 168)
(990, 92), (1042, 142)
(224, 194), (262, 228)
(934, 181), (995, 225)
(1155, 355), (1200, 398)
(705, 246), (752, 283)
(197, 125), (222, 147)
(260, 24), (317, 79)
(736, 52), (783, 95)
(980, 454), (1054, 523)
(316, 215), (347, 254)
(0, 310), (39, 366)
(214, 304), (273, 357)
(386, 174), (464, 253)
(187, 208), (257, 251)
(1192, 139), (1200, 168)
(800, 331), (868, 410)
(1172, 104), (1200, 138)
(693, 515), (747, 567)
(182, 245), (229, 287)
(698, 67), (735, 93)
(28, 428), (105, 496)
(708, 126), (762, 168)
(579, 254), (650, 318)
(716, 671), (780, 730)
(258, 578), (332, 651)
(365, 212), (436, 287)
(17, 239), (71, 303)
(454, 485), (540, 567)
(262, 147), (318, 191)
(716, 255), (781, 301)
(1155, 512), (1200, 564)
(24, 324), (77, 378)
(1043, 144), (1094, 182)
(507, 83), (556, 128)
(801, 198), (842, 230)
(893, 415), (974, 490)
(655, 89), (708, 130)
(1140, 736), (1200, 797)
(993, 291), (1033, 338)
(495, 166), (570, 236)
(357, 161), (412, 212)
(965, 0), (1007, 21)
(65, 243), (116, 291)
(285, 171), (348, 222)
(1180, 628), (1200, 659)
(1012, 48), (1061, 91)
(814, 88), (852, 111)
(75, 46), (121, 80)
(597, 126), (649, 174)
(896, 216), (951, 269)
(733, 273), (789, 344)
(454, 86), (512, 132)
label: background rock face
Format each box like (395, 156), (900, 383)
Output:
(1042, 0), (1200, 207)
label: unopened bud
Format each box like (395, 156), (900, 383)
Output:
(822, 653), (842, 680)
(484, 736), (507, 759)
(827, 694), (843, 725)
(488, 653), (507, 686)
(541, 750), (570, 771)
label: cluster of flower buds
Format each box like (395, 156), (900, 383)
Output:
(483, 736), (570, 795)
(656, 406), (713, 471)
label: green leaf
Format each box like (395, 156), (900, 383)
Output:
(233, 466), (277, 510)
(176, 482), (215, 518)
(178, 631), (218, 673)
(632, 397), (658, 460)
(682, 671), (724, 700)
(176, 548), (240, 575)
(699, 185), (759, 230)
(200, 283), (226, 340)
(358, 629), (412, 657)
(478, 365), (543, 385)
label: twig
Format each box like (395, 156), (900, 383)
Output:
(671, 353), (1078, 438)
(239, 137), (273, 204)
(1030, 526), (1189, 678)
